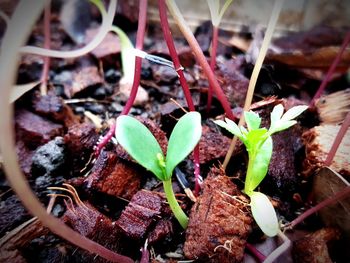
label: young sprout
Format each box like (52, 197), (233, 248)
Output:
(206, 0), (233, 112)
(115, 112), (202, 229)
(92, 0), (148, 103)
(206, 0), (233, 28)
(214, 104), (307, 236)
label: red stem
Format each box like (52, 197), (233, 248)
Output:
(121, 0), (147, 115)
(158, 0), (201, 195)
(325, 111), (350, 166)
(245, 243), (266, 263)
(40, 0), (51, 95)
(94, 0), (148, 156)
(289, 186), (350, 228)
(310, 31), (350, 107)
(206, 25), (218, 113)
(166, 0), (236, 121)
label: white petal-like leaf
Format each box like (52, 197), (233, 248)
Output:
(280, 105), (308, 122)
(272, 120), (297, 134)
(240, 125), (248, 136)
(214, 118), (243, 139)
(269, 104), (284, 132)
(250, 191), (279, 237)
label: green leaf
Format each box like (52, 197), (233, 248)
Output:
(244, 111), (261, 131)
(115, 115), (165, 180)
(280, 105), (308, 122)
(244, 128), (267, 150)
(214, 118), (244, 141)
(250, 191), (279, 237)
(165, 112), (202, 179)
(245, 136), (272, 194)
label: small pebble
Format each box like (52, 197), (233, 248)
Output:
(31, 137), (66, 178)
(104, 69), (121, 84)
(74, 106), (85, 114)
(92, 86), (107, 99)
(141, 63), (153, 80)
(85, 104), (105, 114)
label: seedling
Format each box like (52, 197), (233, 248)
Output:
(115, 112), (202, 229)
(222, 0), (284, 169)
(214, 104), (307, 236)
(206, 0), (233, 112)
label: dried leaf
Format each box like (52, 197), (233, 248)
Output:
(313, 167), (350, 239)
(10, 81), (39, 103)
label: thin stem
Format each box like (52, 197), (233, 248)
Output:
(158, 0), (194, 110)
(310, 31), (350, 107)
(95, 0), (148, 157)
(324, 111), (350, 166)
(121, 0), (147, 115)
(264, 230), (291, 263)
(222, 0), (284, 169)
(158, 0), (201, 196)
(0, 1), (132, 262)
(245, 243), (266, 263)
(166, 0), (235, 121)
(40, 0), (51, 95)
(163, 179), (189, 229)
(289, 186), (350, 229)
(244, 152), (255, 196)
(206, 25), (219, 113)
(19, 0), (117, 58)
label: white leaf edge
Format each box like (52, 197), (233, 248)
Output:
(280, 105), (308, 122)
(214, 118), (243, 139)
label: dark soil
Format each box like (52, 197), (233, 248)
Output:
(1, 2), (350, 263)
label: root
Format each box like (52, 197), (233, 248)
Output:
(219, 191), (250, 206)
(214, 239), (234, 253)
(47, 193), (75, 213)
(47, 184), (88, 211)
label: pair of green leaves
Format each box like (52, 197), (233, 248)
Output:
(214, 104), (307, 237)
(115, 112), (202, 181)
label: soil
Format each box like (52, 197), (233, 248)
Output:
(0, 2), (350, 263)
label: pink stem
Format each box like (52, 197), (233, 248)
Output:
(40, 0), (51, 95)
(310, 31), (350, 107)
(158, 0), (201, 195)
(206, 25), (218, 113)
(245, 243), (266, 263)
(94, 0), (148, 157)
(325, 111), (350, 166)
(289, 186), (350, 228)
